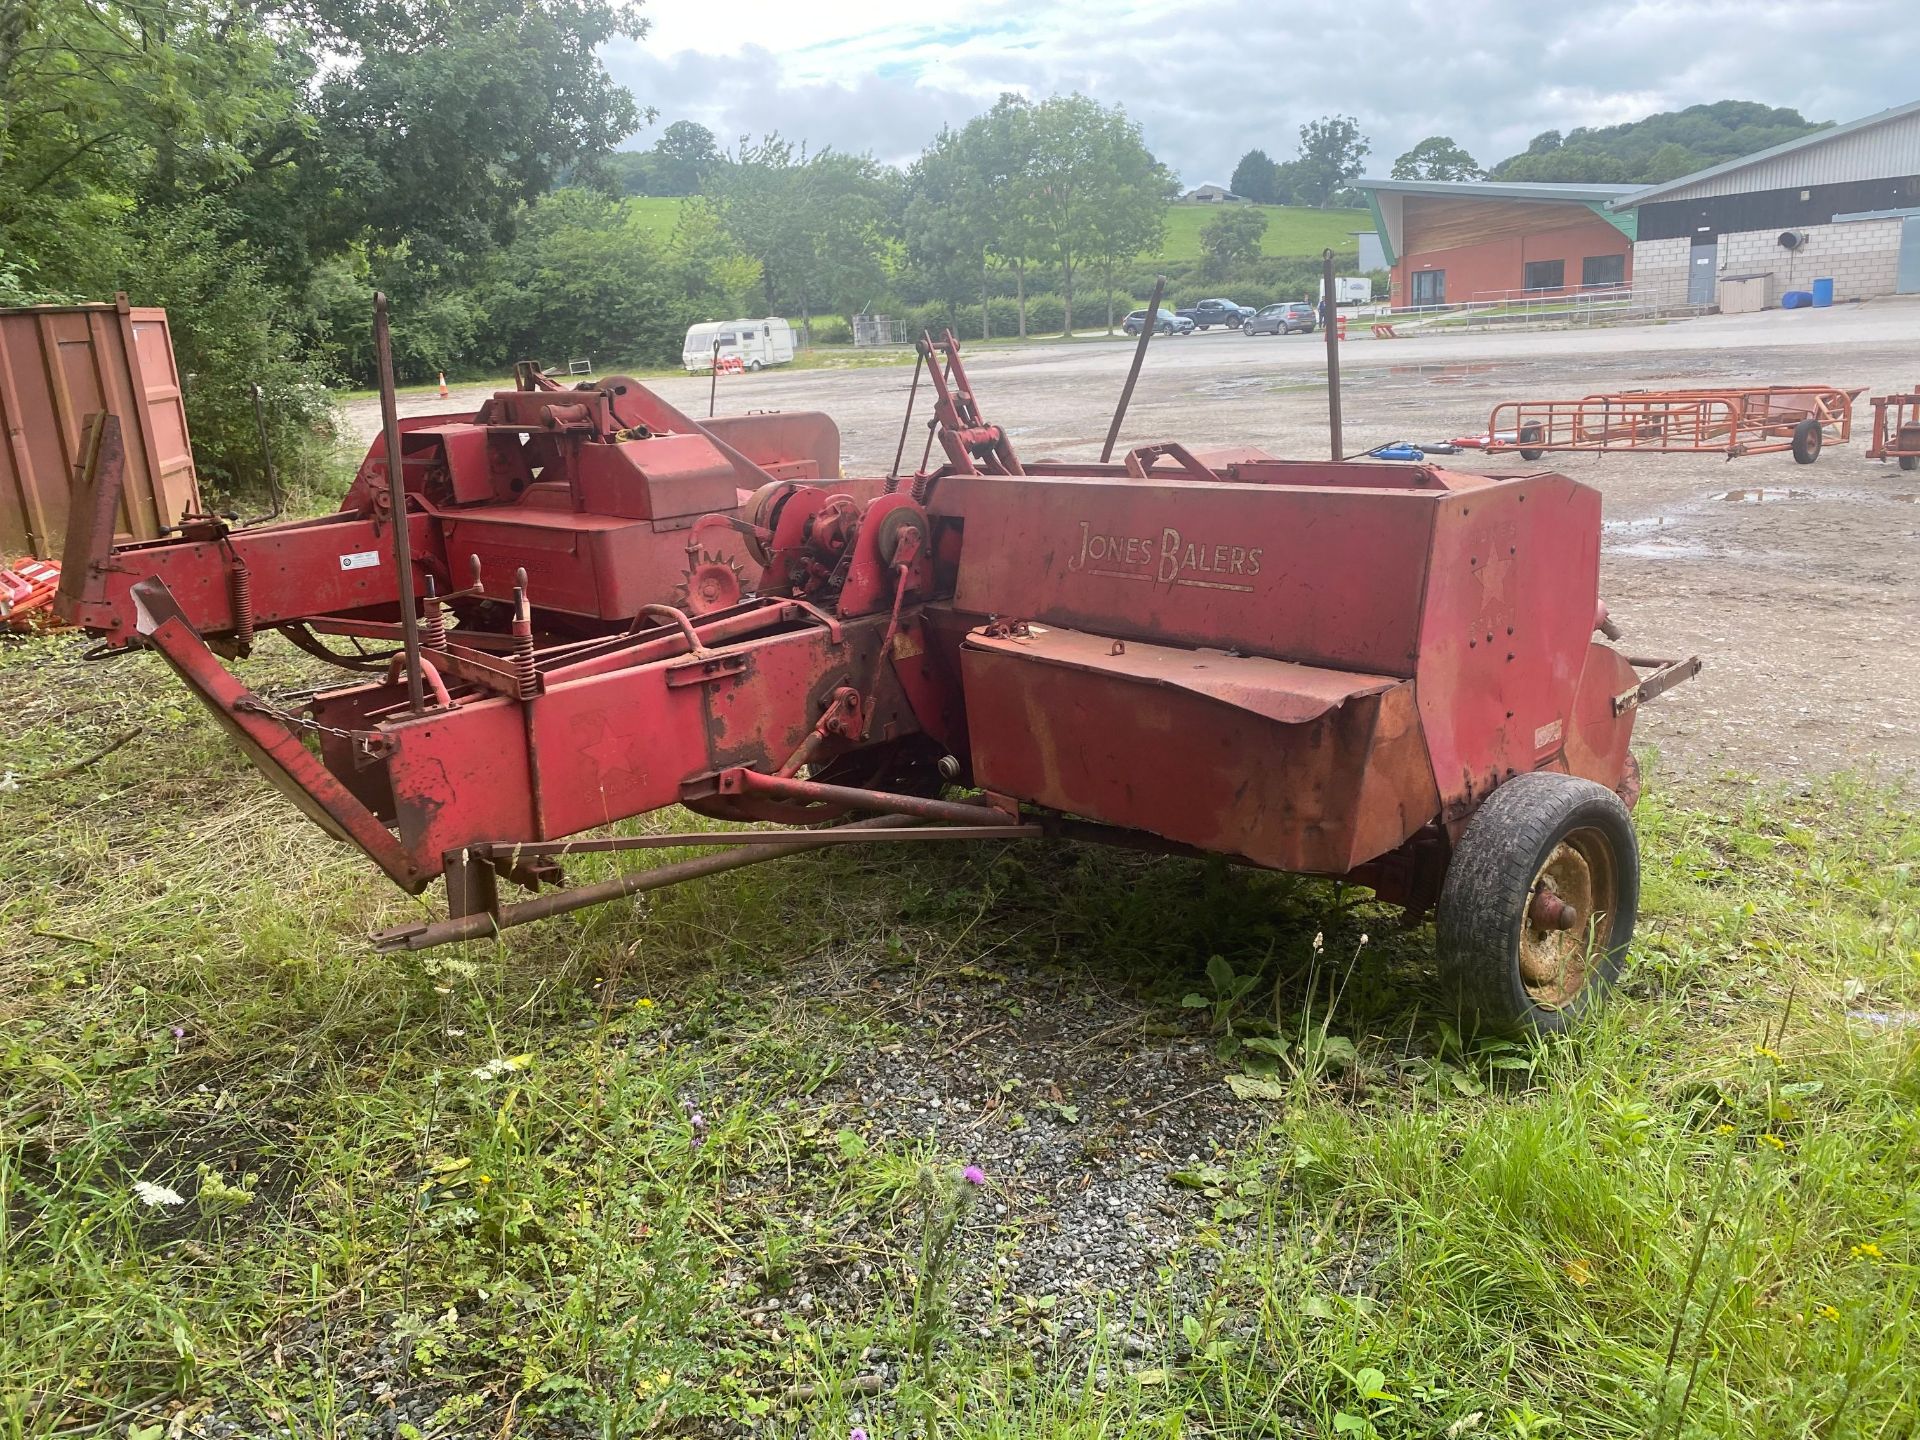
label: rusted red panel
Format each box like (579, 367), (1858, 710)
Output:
(66, 511), (440, 644)
(1561, 641), (1640, 796)
(960, 623), (1440, 874)
(385, 696), (539, 863)
(1412, 474), (1603, 822)
(932, 474), (1438, 676)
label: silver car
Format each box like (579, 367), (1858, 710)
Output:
(1244, 302), (1317, 336)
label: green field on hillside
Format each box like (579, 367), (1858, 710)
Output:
(623, 195), (1366, 262)
(625, 194), (689, 234)
(1158, 201), (1367, 260)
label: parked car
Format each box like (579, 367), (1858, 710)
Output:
(1243, 301), (1318, 336)
(1177, 297), (1254, 330)
(1123, 308), (1195, 336)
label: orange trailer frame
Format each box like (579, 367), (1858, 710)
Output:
(1481, 385), (1863, 464)
(1864, 387), (1920, 471)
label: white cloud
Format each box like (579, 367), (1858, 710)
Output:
(613, 0), (1918, 183)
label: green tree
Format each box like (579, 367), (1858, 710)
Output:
(707, 138), (893, 336)
(973, 94), (1041, 337)
(1489, 102), (1823, 184)
(1199, 206), (1267, 279)
(1086, 115), (1173, 331)
(1230, 149), (1281, 204)
(1025, 94), (1165, 334)
(1292, 115), (1370, 206)
(901, 125), (997, 337)
(1390, 136), (1483, 181)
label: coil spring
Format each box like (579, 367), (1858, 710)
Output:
(513, 629), (537, 700)
(422, 597), (448, 650)
(229, 558), (255, 652)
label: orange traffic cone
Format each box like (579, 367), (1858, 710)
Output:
(437, 372), (449, 399)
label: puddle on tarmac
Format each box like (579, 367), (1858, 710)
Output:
(1608, 540), (1713, 560)
(1199, 375), (1277, 397)
(1717, 488), (1813, 503)
(1389, 362), (1501, 384)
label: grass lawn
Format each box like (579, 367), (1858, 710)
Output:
(619, 195), (1365, 264)
(625, 195), (689, 236)
(1156, 202), (1368, 262)
(3, 626), (1916, 1438)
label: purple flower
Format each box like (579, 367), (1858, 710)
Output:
(684, 1097), (708, 1152)
(851, 1430), (868, 1440)
(171, 1026), (185, 1039)
(962, 1165), (985, 1187)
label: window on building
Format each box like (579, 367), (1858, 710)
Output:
(1412, 269), (1445, 306)
(1523, 259), (1565, 292)
(1582, 254), (1627, 288)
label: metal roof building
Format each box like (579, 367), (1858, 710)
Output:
(1609, 99), (1920, 307)
(1353, 177), (1640, 309)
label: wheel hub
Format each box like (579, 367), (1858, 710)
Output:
(1518, 826), (1618, 1008)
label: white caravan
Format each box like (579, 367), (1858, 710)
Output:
(1320, 276), (1374, 305)
(682, 318), (796, 372)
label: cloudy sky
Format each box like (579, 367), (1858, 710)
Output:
(603, 0), (1918, 185)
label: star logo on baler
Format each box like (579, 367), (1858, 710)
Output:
(572, 710), (647, 799)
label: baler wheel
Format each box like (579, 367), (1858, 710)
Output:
(1437, 772), (1639, 1035)
(1791, 419), (1822, 465)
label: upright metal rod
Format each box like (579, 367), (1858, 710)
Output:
(1102, 274), (1165, 463)
(709, 337), (721, 417)
(1322, 249), (1344, 460)
(889, 345), (927, 481)
(372, 292), (427, 715)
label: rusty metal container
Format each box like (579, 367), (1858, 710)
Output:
(0, 293), (198, 559)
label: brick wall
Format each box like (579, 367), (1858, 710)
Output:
(1716, 218), (1902, 302)
(1633, 218), (1904, 309)
(1633, 236), (1693, 306)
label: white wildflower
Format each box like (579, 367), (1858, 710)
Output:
(132, 1179), (186, 1208)
(0, 770), (18, 793)
(471, 1053), (532, 1080)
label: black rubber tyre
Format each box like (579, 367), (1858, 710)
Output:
(1791, 418), (1822, 464)
(1517, 424), (1545, 463)
(1437, 772), (1640, 1035)
(748, 359), (763, 372)
(1902, 454), (1918, 472)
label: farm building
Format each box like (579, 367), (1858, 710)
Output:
(1182, 183), (1242, 203)
(1353, 178), (1639, 309)
(1611, 98), (1920, 308)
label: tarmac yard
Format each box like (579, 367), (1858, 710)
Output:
(349, 301), (1920, 786)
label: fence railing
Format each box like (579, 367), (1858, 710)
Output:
(1372, 287), (1711, 333)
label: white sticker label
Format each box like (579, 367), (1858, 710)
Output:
(340, 550), (380, 572)
(1534, 718), (1564, 750)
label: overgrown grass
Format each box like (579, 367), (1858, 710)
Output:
(2, 631), (1915, 1437)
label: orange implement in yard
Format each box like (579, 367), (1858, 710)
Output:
(0, 555), (61, 630)
(1864, 387), (1920, 471)
(1478, 385), (1864, 465)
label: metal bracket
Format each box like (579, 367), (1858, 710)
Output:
(1614, 654), (1703, 716)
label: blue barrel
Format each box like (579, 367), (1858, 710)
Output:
(1811, 277), (1834, 307)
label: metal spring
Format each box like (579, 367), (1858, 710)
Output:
(229, 557), (255, 652)
(422, 578), (448, 650)
(513, 630), (537, 699)
(511, 570), (536, 699)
